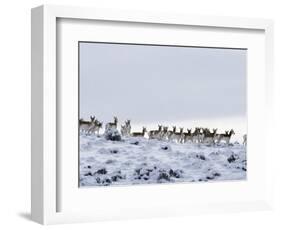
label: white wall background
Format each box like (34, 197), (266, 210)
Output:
(0, 0), (280, 229)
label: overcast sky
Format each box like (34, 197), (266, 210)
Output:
(79, 42), (247, 125)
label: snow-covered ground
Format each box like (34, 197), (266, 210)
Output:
(80, 134), (247, 187)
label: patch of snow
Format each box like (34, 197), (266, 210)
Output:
(79, 134), (247, 187)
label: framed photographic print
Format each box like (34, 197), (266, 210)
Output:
(78, 42), (247, 187)
(31, 5), (274, 225)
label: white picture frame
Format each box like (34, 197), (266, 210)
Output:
(31, 5), (274, 225)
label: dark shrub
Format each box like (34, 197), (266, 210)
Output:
(197, 154), (206, 160)
(110, 149), (119, 154)
(95, 168), (107, 175)
(158, 172), (170, 181)
(104, 128), (122, 141)
(169, 169), (182, 178)
(227, 154), (236, 163)
(84, 172), (92, 176)
(213, 172), (221, 177)
(130, 141), (139, 145)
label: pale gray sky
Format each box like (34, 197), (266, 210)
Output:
(79, 42), (247, 124)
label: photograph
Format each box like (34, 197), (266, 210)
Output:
(78, 42), (247, 187)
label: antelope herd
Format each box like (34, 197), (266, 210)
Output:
(79, 116), (243, 145)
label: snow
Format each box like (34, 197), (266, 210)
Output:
(80, 134), (247, 187)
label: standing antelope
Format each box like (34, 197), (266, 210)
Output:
(125, 120), (131, 135)
(121, 125), (126, 136)
(131, 127), (147, 137)
(198, 127), (205, 143)
(171, 127), (183, 143)
(121, 119), (131, 136)
(161, 126), (169, 141)
(217, 129), (235, 145)
(148, 125), (162, 139)
(105, 116), (118, 130)
(88, 120), (103, 135)
(167, 126), (177, 141)
(203, 128), (217, 144)
(192, 127), (201, 143)
(79, 116), (95, 134)
(182, 128), (192, 143)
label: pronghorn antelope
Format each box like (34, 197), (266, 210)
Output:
(105, 116), (118, 130)
(79, 115), (239, 145)
(243, 134), (247, 146)
(217, 129), (235, 145)
(161, 126), (169, 141)
(125, 120), (131, 135)
(121, 119), (131, 136)
(214, 130), (228, 143)
(79, 116), (96, 134)
(121, 125), (126, 136)
(191, 127), (201, 143)
(131, 127), (147, 137)
(171, 127), (184, 143)
(198, 127), (205, 143)
(203, 128), (217, 144)
(167, 126), (177, 141)
(88, 120), (103, 135)
(148, 125), (162, 139)
(182, 128), (192, 143)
